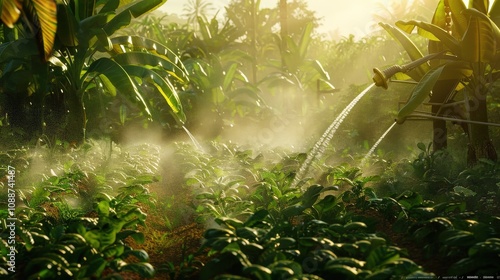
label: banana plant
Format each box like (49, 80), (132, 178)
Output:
(0, 0), (188, 143)
(380, 0), (499, 163)
(265, 22), (334, 92)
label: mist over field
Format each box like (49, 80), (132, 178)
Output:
(1, 0), (499, 279)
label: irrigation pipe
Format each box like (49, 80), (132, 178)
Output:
(406, 113), (500, 128)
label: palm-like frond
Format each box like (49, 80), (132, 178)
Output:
(0, 0), (22, 28)
(24, 0), (58, 61)
(1, 0), (57, 61)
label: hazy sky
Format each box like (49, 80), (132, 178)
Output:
(159, 0), (395, 38)
(158, 0), (474, 38)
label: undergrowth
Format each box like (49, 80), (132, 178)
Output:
(1, 140), (499, 279)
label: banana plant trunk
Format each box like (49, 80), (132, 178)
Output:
(467, 89), (498, 165)
(430, 80), (455, 152)
(64, 91), (86, 144)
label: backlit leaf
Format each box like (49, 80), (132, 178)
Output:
(0, 0), (22, 28)
(26, 0), (58, 61)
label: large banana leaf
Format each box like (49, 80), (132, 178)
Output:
(396, 61), (473, 122)
(470, 0), (489, 13)
(96, 0), (120, 15)
(447, 0), (468, 37)
(298, 22), (313, 60)
(0, 38), (39, 63)
(56, 3), (79, 47)
(122, 65), (186, 124)
(222, 63), (238, 92)
(197, 16), (212, 40)
(379, 22), (429, 81)
(82, 57), (152, 118)
(396, 65), (446, 123)
(112, 52), (188, 84)
(1, 0), (57, 61)
(395, 20), (461, 55)
(461, 8), (500, 63)
(0, 0), (21, 28)
(27, 0), (57, 60)
(183, 59), (212, 90)
(110, 36), (188, 74)
(103, 0), (166, 36)
(490, 0), (500, 28)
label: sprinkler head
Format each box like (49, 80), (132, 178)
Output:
(372, 65), (403, 89)
(373, 52), (448, 89)
(372, 68), (389, 89)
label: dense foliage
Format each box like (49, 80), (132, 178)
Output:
(0, 0), (499, 279)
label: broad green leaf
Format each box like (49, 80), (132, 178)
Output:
(310, 60), (331, 80)
(244, 209), (269, 227)
(99, 74), (116, 96)
(197, 16), (212, 40)
(366, 246), (400, 269)
(122, 65), (186, 124)
(326, 257), (365, 269)
(97, 0), (120, 14)
(301, 184), (324, 208)
(26, 0), (58, 61)
(298, 22), (313, 59)
(379, 22), (429, 81)
(75, 0), (95, 21)
(123, 249), (150, 262)
(323, 264), (359, 277)
(102, 243), (125, 258)
(490, 0), (500, 27)
(119, 104), (127, 125)
(215, 217), (244, 229)
(97, 200), (110, 216)
(396, 20), (461, 55)
(462, 8), (500, 63)
(223, 63), (238, 91)
(18, 228), (35, 251)
(448, 257), (483, 275)
(365, 268), (393, 280)
(83, 57), (152, 118)
(470, 0), (489, 13)
(344, 222), (368, 232)
(78, 13), (115, 43)
(243, 265), (272, 280)
(468, 238), (500, 257)
(227, 85), (264, 106)
(103, 0), (166, 35)
(113, 52), (187, 83)
(397, 191), (423, 209)
(0, 0), (21, 28)
(0, 39), (39, 63)
(56, 3), (79, 47)
(397, 65), (445, 123)
(204, 228), (235, 239)
(440, 230), (476, 246)
(121, 262), (155, 278)
(110, 36), (186, 71)
(85, 257), (107, 277)
(447, 0), (469, 37)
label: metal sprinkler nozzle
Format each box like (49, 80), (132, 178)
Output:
(372, 65), (404, 89)
(372, 51), (447, 89)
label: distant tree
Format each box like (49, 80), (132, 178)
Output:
(285, 0), (320, 39)
(182, 0), (214, 32)
(372, 0), (434, 25)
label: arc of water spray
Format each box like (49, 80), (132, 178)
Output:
(291, 83), (376, 188)
(182, 126), (205, 152)
(361, 122), (397, 165)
